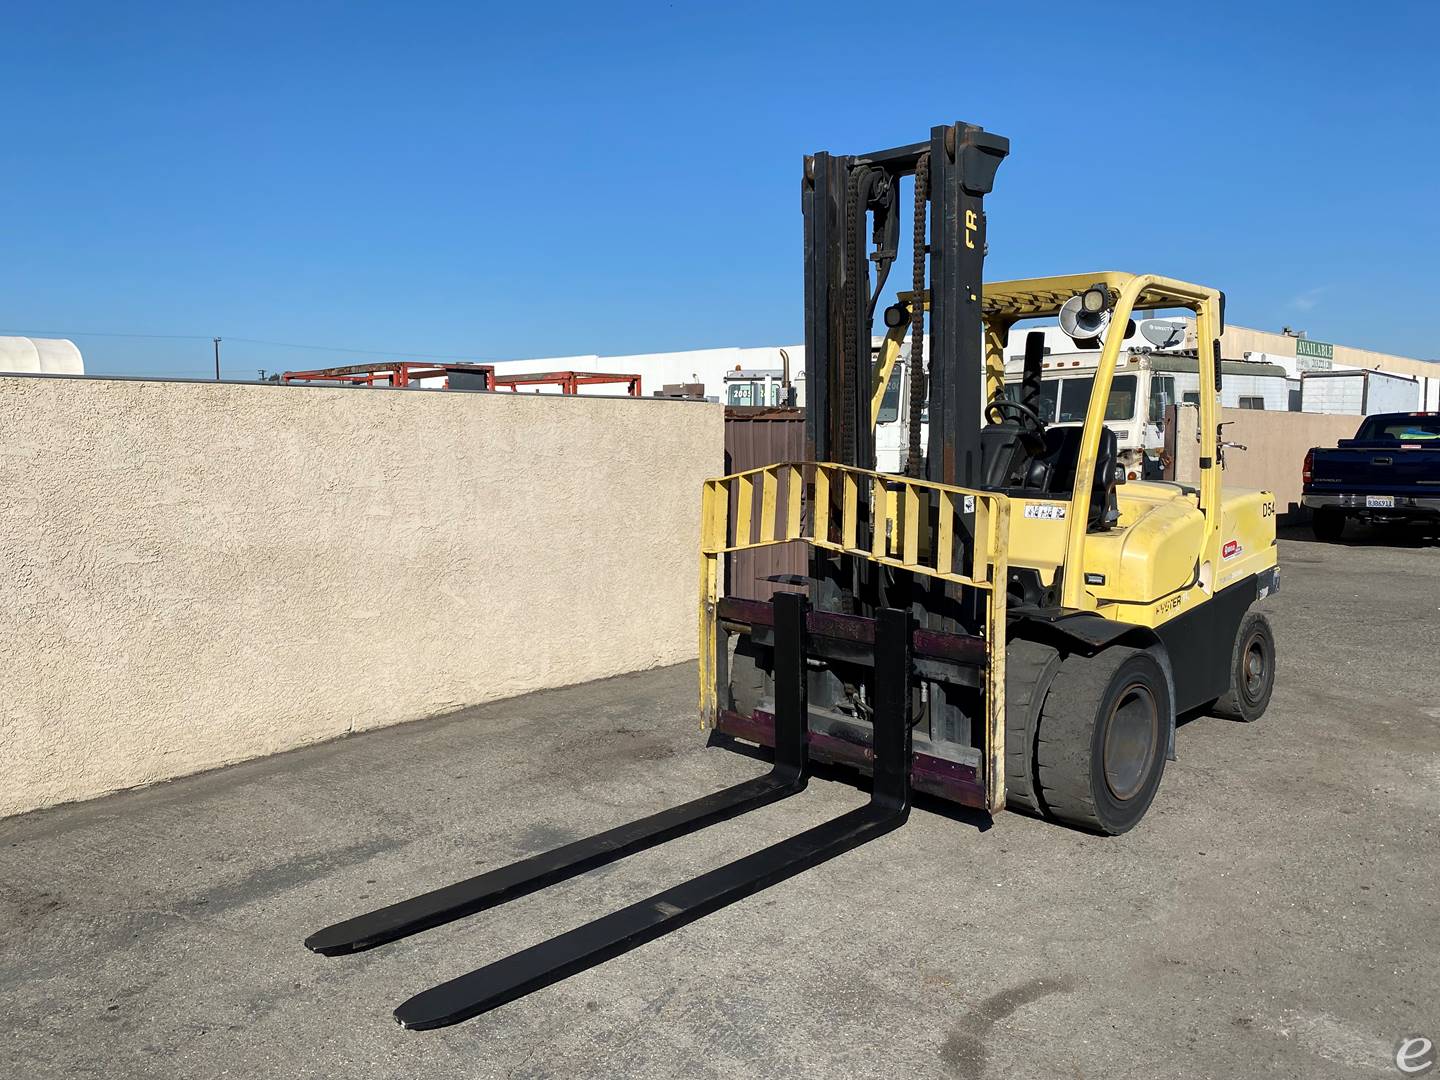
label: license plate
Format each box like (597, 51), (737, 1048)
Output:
(1366, 495), (1395, 508)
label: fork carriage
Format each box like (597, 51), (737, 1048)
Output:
(700, 462), (1010, 811)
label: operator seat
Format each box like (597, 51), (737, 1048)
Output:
(1024, 425), (1121, 530)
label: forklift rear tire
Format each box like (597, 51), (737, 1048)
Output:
(1210, 610), (1275, 723)
(1312, 507), (1345, 542)
(1034, 647), (1170, 835)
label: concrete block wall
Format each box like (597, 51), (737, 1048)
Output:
(0, 376), (722, 817)
(1172, 405), (1361, 513)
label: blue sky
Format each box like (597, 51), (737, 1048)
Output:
(3, 1), (1437, 378)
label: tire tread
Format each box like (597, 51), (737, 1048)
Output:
(1212, 609), (1275, 722)
(1035, 646), (1169, 834)
(1004, 640), (1062, 815)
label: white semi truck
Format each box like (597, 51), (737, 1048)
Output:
(1000, 347), (1289, 479)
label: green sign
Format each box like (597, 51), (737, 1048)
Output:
(1295, 338), (1334, 361)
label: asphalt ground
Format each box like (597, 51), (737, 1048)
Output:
(2, 528), (1438, 1079)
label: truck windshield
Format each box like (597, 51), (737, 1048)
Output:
(1061, 375), (1139, 422)
(725, 380), (787, 407)
(726, 381), (755, 406)
(1001, 374), (1136, 423)
(1357, 416), (1440, 440)
(1001, 378), (1059, 421)
(876, 363), (904, 424)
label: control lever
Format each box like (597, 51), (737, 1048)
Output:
(1217, 422), (1247, 467)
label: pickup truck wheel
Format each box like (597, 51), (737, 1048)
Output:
(1312, 507), (1345, 542)
(1034, 647), (1170, 835)
(1211, 610), (1275, 723)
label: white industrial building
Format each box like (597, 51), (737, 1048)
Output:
(0, 337), (84, 375)
(487, 318), (1439, 416)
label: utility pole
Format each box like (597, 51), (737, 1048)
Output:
(213, 337), (222, 381)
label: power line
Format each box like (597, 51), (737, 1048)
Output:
(225, 336), (485, 361)
(0, 328), (211, 341)
(0, 327), (492, 362)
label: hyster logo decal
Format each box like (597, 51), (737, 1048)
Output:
(1222, 540), (1242, 560)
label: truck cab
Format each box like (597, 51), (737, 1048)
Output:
(723, 368), (792, 407)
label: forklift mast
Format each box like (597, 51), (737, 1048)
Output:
(802, 124), (1009, 486)
(802, 123), (1008, 747)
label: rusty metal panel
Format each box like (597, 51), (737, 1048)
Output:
(723, 408), (807, 600)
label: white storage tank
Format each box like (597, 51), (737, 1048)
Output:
(1300, 368), (1419, 415)
(0, 337), (85, 374)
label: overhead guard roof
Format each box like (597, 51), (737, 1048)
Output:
(982, 272), (1219, 320)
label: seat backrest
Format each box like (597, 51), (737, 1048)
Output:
(979, 423), (1028, 489)
(1023, 425), (1120, 529)
(1091, 425), (1120, 528)
(1026, 426), (1078, 491)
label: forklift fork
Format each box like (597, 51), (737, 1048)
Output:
(306, 594), (916, 1028)
(392, 601), (915, 1029)
(305, 594), (815, 958)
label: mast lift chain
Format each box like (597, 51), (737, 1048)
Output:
(906, 152), (929, 479)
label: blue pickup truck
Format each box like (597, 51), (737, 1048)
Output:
(1303, 411), (1440, 541)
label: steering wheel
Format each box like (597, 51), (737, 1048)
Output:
(985, 398), (1045, 435)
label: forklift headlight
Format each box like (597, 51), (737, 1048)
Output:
(883, 303), (908, 328)
(1081, 286), (1109, 315)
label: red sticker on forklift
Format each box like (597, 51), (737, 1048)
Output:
(1222, 540), (1242, 559)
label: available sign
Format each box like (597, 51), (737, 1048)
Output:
(1295, 338), (1334, 361)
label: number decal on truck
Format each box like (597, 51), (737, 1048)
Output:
(1261, 499), (1275, 518)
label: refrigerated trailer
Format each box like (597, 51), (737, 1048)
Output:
(1300, 368), (1419, 415)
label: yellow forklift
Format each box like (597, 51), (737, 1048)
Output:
(704, 267), (1280, 834)
(307, 122), (1279, 1029)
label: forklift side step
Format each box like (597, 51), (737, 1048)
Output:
(391, 605), (915, 1029)
(305, 593), (814, 958)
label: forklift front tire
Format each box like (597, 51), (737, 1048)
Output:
(1210, 610), (1275, 723)
(1004, 639), (1063, 816)
(1034, 647), (1171, 835)
(728, 635), (768, 719)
